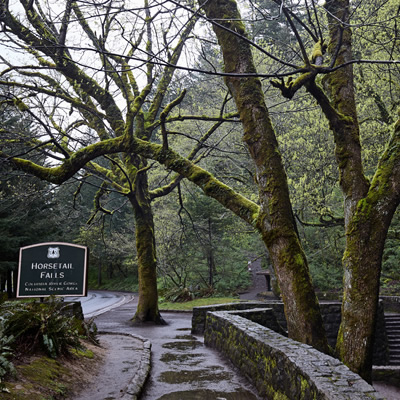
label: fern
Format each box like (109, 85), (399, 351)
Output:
(0, 297), (97, 358)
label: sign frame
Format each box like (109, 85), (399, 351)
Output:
(17, 242), (88, 298)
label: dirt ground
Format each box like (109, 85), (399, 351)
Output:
(59, 341), (108, 398)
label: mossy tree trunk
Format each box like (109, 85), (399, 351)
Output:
(336, 198), (398, 380)
(200, 0), (329, 353)
(332, 120), (400, 380)
(306, 0), (400, 381)
(129, 170), (163, 324)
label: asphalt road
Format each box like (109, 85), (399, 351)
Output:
(67, 290), (135, 318)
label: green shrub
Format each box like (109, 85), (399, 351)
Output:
(0, 297), (97, 359)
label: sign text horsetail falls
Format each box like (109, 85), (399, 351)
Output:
(17, 242), (88, 298)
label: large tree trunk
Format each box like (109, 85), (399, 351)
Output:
(202, 0), (329, 353)
(130, 171), (164, 324)
(335, 121), (400, 381)
(338, 213), (387, 381)
(313, 0), (378, 381)
(307, 0), (400, 380)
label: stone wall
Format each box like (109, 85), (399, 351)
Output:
(381, 296), (400, 313)
(192, 301), (276, 334)
(205, 310), (382, 400)
(192, 300), (389, 365)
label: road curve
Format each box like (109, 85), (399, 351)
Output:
(67, 290), (135, 318)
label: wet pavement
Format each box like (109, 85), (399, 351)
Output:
(73, 286), (400, 399)
(93, 297), (260, 400)
(136, 315), (259, 399)
(71, 333), (148, 400)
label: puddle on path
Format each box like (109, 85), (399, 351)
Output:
(156, 389), (259, 399)
(160, 352), (203, 364)
(175, 334), (195, 340)
(159, 367), (232, 384)
(162, 340), (202, 351)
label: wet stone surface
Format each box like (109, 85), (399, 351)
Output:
(70, 334), (144, 400)
(162, 339), (203, 351)
(175, 334), (196, 340)
(159, 367), (232, 384)
(135, 312), (261, 400)
(160, 352), (203, 365)
(156, 389), (260, 399)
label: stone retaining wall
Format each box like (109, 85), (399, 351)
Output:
(192, 301), (389, 365)
(192, 301), (277, 334)
(381, 296), (400, 313)
(205, 310), (382, 399)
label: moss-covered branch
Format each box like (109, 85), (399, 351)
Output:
(130, 136), (259, 226)
(358, 110), (400, 219)
(1, 135), (126, 184)
(271, 70), (317, 99)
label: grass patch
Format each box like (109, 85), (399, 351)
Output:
(159, 297), (241, 311)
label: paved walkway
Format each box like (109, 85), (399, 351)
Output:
(71, 333), (149, 400)
(90, 298), (260, 400)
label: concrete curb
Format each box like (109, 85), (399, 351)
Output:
(98, 331), (152, 400)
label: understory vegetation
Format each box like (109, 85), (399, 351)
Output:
(0, 297), (98, 395)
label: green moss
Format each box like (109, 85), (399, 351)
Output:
(190, 168), (210, 184)
(273, 392), (289, 400)
(300, 375), (310, 398)
(9, 135), (126, 185)
(2, 356), (71, 399)
(70, 347), (94, 359)
(311, 40), (324, 62)
(13, 98), (29, 112)
(263, 355), (277, 373)
(19, 358), (67, 385)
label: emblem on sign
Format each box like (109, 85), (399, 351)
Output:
(47, 247), (60, 259)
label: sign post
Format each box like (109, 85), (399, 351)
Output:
(17, 242), (88, 298)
